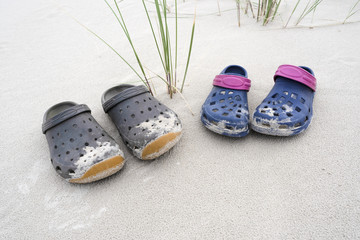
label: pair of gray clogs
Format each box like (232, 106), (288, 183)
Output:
(42, 85), (182, 183)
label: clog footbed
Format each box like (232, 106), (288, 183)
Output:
(251, 65), (317, 136)
(42, 102), (125, 183)
(102, 84), (182, 160)
(201, 65), (251, 137)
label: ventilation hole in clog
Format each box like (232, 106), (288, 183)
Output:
(225, 126), (234, 130)
(134, 133), (137, 136)
(267, 101), (271, 104)
(73, 124), (77, 128)
(239, 104), (242, 108)
(90, 150), (93, 152)
(295, 107), (301, 112)
(128, 126), (132, 131)
(272, 93), (278, 98)
(221, 105), (227, 109)
(62, 142), (64, 146)
(305, 116), (309, 122)
(294, 123), (301, 128)
(286, 112), (293, 117)
(228, 97), (233, 100)
(237, 109), (242, 113)
(160, 112), (164, 115)
(58, 154), (61, 157)
(228, 109), (233, 111)
(212, 93), (216, 97)
(143, 99), (146, 102)
(154, 115), (157, 118)
(176, 122), (179, 126)
(264, 106), (268, 108)
(148, 107), (152, 111)
(308, 108), (311, 113)
(142, 129), (145, 132)
(301, 98), (306, 104)
(202, 114), (208, 120)
(220, 91), (225, 95)
(80, 154), (84, 157)
(262, 123), (270, 127)
(66, 151), (70, 155)
(51, 136), (54, 139)
(95, 126), (98, 129)
(222, 112), (229, 116)
(272, 108), (277, 111)
(135, 101), (139, 104)
(88, 118), (92, 122)
(76, 148), (79, 150)
(124, 119), (127, 122)
(101, 133), (105, 137)
(279, 96), (285, 103)
(85, 142), (89, 146)
(125, 141), (129, 145)
(261, 110), (266, 113)
(54, 145), (57, 149)
(274, 112), (279, 116)
(70, 158), (73, 161)
(127, 105), (130, 108)
(291, 93), (298, 99)
(146, 119), (149, 122)
(154, 105), (157, 108)
(88, 128), (92, 132)
(211, 121), (218, 126)
(230, 101), (234, 105)
(119, 109), (123, 113)
(233, 104), (237, 107)
(287, 101), (293, 106)
(165, 109), (168, 111)
(159, 120), (162, 123)
(149, 97), (152, 100)
(279, 125), (288, 129)
(64, 129), (67, 133)
(134, 146), (139, 150)
(212, 108), (219, 112)
(68, 169), (75, 175)
(281, 106), (286, 110)
(56, 166), (62, 173)
(57, 133), (60, 136)
(94, 138), (97, 141)
(131, 114), (135, 118)
(283, 91), (289, 95)
(210, 101), (215, 105)
(219, 99), (225, 103)
(236, 114), (241, 118)
(235, 95), (241, 101)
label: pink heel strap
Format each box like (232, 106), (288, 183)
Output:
(274, 65), (317, 91)
(213, 75), (251, 91)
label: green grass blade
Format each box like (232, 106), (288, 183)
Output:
(181, 13), (195, 93)
(344, 0), (360, 23)
(284, 0), (301, 27)
(141, 0), (166, 70)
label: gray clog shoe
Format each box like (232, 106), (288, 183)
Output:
(42, 102), (125, 183)
(102, 85), (182, 160)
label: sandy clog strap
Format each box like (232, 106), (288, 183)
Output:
(102, 85), (149, 113)
(42, 104), (90, 133)
(274, 65), (317, 91)
(213, 74), (251, 91)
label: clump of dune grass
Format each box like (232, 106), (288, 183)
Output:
(87, 0), (195, 98)
(343, 0), (360, 24)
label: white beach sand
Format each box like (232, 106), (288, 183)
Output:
(1, 0), (360, 238)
